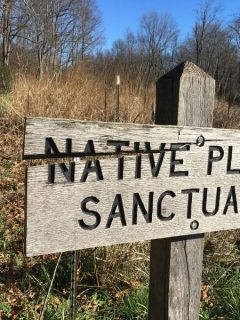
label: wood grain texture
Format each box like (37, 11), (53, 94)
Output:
(24, 107), (240, 258)
(149, 236), (204, 320)
(24, 116), (240, 257)
(155, 61), (214, 126)
(24, 117), (240, 159)
(149, 61), (215, 320)
(26, 157), (240, 256)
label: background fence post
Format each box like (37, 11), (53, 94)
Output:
(149, 61), (215, 319)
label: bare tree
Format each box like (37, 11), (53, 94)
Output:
(68, 0), (104, 63)
(22, 0), (104, 78)
(99, 12), (178, 96)
(111, 31), (146, 91)
(0, 0), (28, 66)
(193, 0), (222, 66)
(230, 14), (240, 50)
(22, 0), (54, 78)
(137, 12), (178, 85)
(229, 14), (240, 103)
(178, 1), (240, 101)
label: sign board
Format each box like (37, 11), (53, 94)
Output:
(24, 117), (240, 256)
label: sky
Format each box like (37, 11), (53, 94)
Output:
(97, 0), (240, 49)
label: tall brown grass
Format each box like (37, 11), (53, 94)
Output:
(5, 67), (154, 125)
(213, 99), (240, 129)
(3, 67), (240, 131)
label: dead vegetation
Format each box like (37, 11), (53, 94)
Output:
(4, 68), (154, 125)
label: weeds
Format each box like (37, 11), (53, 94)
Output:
(201, 266), (240, 319)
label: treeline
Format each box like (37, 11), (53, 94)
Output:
(0, 0), (240, 103)
(1, 0), (104, 78)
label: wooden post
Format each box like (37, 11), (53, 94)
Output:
(149, 61), (215, 319)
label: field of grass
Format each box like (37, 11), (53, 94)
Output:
(1, 70), (240, 319)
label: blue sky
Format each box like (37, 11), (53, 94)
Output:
(97, 0), (240, 49)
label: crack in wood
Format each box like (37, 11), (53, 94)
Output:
(23, 139), (222, 163)
(184, 240), (191, 320)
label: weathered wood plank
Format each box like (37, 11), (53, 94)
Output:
(25, 134), (240, 257)
(24, 107), (240, 257)
(24, 117), (240, 159)
(149, 61), (215, 320)
(26, 160), (240, 256)
(155, 61), (214, 126)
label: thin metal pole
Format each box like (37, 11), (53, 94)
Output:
(104, 85), (107, 121)
(40, 252), (62, 320)
(116, 85), (120, 121)
(70, 250), (79, 320)
(116, 75), (120, 122)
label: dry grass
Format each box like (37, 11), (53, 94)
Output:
(213, 99), (240, 129)
(4, 67), (154, 125)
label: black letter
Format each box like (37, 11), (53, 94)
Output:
(80, 140), (103, 182)
(202, 187), (221, 216)
(132, 192), (153, 224)
(107, 140), (129, 179)
(45, 137), (75, 183)
(80, 160), (103, 182)
(134, 142), (142, 179)
(170, 144), (190, 177)
(79, 196), (101, 230)
(157, 191), (176, 221)
(182, 189), (200, 219)
(227, 146), (240, 174)
(145, 142), (166, 177)
(106, 194), (127, 228)
(207, 146), (224, 175)
(223, 186), (238, 214)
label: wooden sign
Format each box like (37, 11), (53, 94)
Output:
(24, 117), (240, 256)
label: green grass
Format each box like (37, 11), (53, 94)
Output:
(201, 266), (240, 320)
(0, 294), (12, 318)
(0, 93), (11, 116)
(0, 209), (10, 251)
(1, 234), (240, 320)
(13, 266), (240, 320)
(1, 206), (240, 320)
(117, 285), (148, 319)
(0, 286), (147, 319)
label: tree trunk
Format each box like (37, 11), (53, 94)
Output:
(2, 0), (11, 66)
